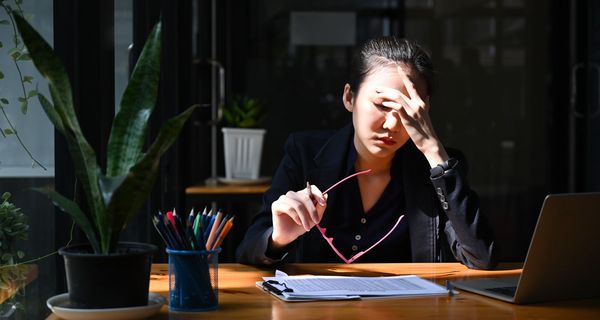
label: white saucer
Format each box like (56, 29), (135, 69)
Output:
(217, 176), (271, 185)
(46, 292), (165, 320)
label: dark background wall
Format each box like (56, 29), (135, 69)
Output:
(186, 0), (599, 263)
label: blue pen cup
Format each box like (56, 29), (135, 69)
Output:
(166, 248), (221, 312)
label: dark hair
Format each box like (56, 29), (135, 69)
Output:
(348, 36), (435, 95)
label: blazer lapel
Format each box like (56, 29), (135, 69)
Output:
(400, 141), (438, 262)
(307, 123), (354, 227)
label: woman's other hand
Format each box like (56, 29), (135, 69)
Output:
(270, 184), (328, 249)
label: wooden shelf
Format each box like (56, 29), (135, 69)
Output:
(185, 183), (270, 195)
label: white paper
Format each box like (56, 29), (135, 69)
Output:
(261, 272), (449, 300)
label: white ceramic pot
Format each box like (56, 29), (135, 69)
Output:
(222, 127), (266, 180)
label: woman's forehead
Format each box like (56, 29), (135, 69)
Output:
(359, 64), (427, 96)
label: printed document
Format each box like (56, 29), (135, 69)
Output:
(258, 270), (450, 301)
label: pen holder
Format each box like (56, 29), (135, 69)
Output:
(166, 248), (221, 312)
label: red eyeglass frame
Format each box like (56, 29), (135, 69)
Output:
(308, 169), (405, 264)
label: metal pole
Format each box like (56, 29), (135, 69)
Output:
(207, 0), (218, 186)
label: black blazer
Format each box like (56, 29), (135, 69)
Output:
(236, 124), (496, 269)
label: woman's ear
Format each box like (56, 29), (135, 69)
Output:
(342, 83), (354, 112)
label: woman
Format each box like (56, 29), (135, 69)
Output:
(236, 36), (496, 269)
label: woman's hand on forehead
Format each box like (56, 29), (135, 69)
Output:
(370, 65), (448, 166)
(375, 68), (429, 112)
(373, 86), (410, 111)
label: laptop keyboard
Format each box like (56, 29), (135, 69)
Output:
(485, 286), (517, 297)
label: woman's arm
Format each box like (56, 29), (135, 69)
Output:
(379, 67), (496, 269)
(431, 150), (496, 270)
(235, 137), (300, 265)
(235, 133), (327, 265)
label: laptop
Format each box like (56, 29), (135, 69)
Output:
(451, 193), (600, 304)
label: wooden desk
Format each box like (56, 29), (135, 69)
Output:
(146, 263), (600, 319)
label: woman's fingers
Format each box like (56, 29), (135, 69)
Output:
(375, 86), (407, 102)
(273, 196), (302, 226)
(397, 65), (421, 100)
(272, 185), (328, 235)
(300, 184), (329, 226)
(284, 191), (315, 231)
(309, 185), (327, 206)
(307, 185), (327, 223)
(382, 100), (410, 113)
(316, 193), (328, 221)
(375, 86), (419, 113)
(297, 188), (320, 226)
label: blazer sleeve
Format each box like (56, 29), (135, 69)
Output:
(430, 151), (497, 270)
(235, 134), (303, 265)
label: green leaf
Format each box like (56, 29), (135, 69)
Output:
(16, 13), (106, 252)
(0, 41), (3, 48)
(14, 14), (75, 124)
(98, 174), (126, 206)
(106, 105), (196, 248)
(38, 93), (64, 135)
(222, 95), (264, 128)
(27, 90), (37, 98)
(17, 97), (25, 102)
(0, 20), (9, 25)
(7, 47), (18, 56)
(18, 53), (31, 61)
(55, 115), (105, 250)
(10, 51), (21, 60)
(0, 71), (4, 79)
(22, 75), (33, 83)
(106, 22), (162, 177)
(3, 128), (14, 135)
(32, 188), (100, 253)
(0, 98), (7, 104)
(19, 100), (27, 114)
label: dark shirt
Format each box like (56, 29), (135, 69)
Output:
(319, 141), (411, 263)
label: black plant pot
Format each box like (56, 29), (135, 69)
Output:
(59, 242), (158, 309)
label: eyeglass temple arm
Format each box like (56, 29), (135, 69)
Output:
(322, 169), (372, 195)
(315, 224), (351, 264)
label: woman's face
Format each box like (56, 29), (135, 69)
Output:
(343, 63), (428, 161)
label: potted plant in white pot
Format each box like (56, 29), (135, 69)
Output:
(221, 95), (266, 181)
(14, 14), (195, 309)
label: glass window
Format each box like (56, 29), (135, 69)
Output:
(0, 1), (56, 318)
(406, 0), (550, 261)
(114, 0), (133, 113)
(0, 2), (54, 177)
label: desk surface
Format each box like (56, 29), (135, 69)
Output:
(134, 263), (600, 319)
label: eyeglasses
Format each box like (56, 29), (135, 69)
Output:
(308, 170), (405, 264)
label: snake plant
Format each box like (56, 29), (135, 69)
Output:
(14, 14), (195, 254)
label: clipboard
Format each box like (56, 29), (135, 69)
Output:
(256, 281), (360, 302)
(256, 271), (454, 302)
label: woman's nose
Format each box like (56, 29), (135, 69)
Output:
(382, 110), (401, 132)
